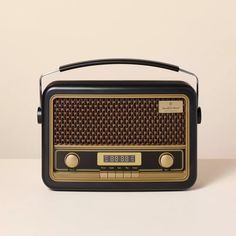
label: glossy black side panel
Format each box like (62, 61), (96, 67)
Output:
(41, 81), (197, 191)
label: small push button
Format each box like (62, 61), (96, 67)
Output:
(107, 172), (116, 178)
(100, 171), (108, 179)
(115, 172), (124, 178)
(131, 171), (139, 178)
(124, 171), (132, 178)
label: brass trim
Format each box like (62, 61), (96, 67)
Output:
(49, 94), (190, 182)
(54, 145), (187, 150)
(97, 152), (142, 166)
(50, 94), (188, 99)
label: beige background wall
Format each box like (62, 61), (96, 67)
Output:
(0, 0), (235, 159)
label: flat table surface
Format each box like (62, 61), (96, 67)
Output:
(0, 159), (235, 236)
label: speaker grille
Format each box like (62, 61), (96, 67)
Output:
(53, 97), (186, 145)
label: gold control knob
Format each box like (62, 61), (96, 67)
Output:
(64, 153), (80, 168)
(159, 153), (174, 168)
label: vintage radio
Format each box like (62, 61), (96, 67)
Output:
(37, 58), (201, 190)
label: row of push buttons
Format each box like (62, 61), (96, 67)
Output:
(100, 171), (139, 179)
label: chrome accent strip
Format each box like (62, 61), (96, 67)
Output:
(179, 68), (199, 103)
(39, 69), (59, 107)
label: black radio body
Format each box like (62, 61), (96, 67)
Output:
(38, 59), (201, 191)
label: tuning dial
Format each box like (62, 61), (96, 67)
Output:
(159, 153), (174, 168)
(64, 153), (80, 168)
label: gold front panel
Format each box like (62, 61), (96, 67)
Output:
(49, 94), (190, 182)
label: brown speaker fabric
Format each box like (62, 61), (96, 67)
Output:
(53, 98), (185, 145)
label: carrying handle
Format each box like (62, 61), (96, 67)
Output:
(39, 58), (199, 107)
(59, 58), (179, 72)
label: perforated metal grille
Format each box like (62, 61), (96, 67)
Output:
(53, 97), (186, 145)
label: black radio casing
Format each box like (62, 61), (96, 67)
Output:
(40, 80), (199, 191)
